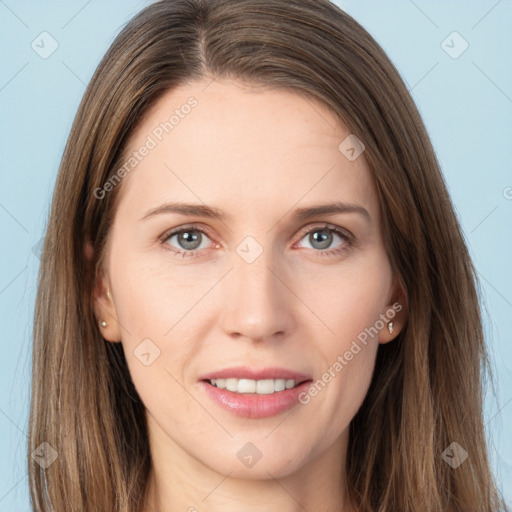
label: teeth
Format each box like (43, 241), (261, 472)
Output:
(285, 379), (295, 390)
(209, 378), (299, 394)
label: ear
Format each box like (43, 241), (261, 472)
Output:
(84, 239), (122, 343)
(379, 274), (408, 344)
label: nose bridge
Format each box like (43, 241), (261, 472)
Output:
(220, 236), (291, 341)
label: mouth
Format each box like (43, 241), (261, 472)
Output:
(197, 367), (314, 418)
(203, 377), (310, 395)
(198, 378), (313, 418)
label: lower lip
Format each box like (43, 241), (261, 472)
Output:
(198, 380), (312, 418)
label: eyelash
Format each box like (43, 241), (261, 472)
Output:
(159, 222), (353, 259)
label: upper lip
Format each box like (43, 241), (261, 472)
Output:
(199, 366), (312, 383)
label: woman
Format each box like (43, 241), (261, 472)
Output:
(28, 0), (508, 510)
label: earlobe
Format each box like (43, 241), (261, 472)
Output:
(379, 318), (401, 344)
(379, 276), (408, 344)
(84, 240), (122, 343)
(94, 276), (123, 343)
(94, 274), (123, 343)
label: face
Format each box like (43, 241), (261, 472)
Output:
(91, 78), (406, 481)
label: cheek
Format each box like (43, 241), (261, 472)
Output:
(296, 253), (392, 343)
(300, 326), (379, 449)
(314, 346), (377, 453)
(107, 247), (217, 403)
(295, 258), (390, 432)
(109, 248), (200, 340)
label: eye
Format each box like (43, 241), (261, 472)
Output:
(295, 224), (352, 257)
(159, 222), (353, 259)
(160, 224), (215, 258)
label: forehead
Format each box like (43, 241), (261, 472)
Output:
(114, 78), (379, 225)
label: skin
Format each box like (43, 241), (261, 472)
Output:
(89, 77), (407, 512)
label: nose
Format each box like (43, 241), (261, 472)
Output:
(219, 248), (295, 343)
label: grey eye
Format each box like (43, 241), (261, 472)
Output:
(167, 229), (208, 251)
(307, 229), (333, 250)
(299, 227), (347, 251)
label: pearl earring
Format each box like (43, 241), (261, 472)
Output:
(100, 321), (108, 328)
(388, 321), (394, 334)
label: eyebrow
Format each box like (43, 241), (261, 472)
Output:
(139, 200), (371, 224)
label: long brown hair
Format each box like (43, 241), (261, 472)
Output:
(29, 0), (508, 510)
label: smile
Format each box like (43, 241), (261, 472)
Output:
(207, 377), (303, 394)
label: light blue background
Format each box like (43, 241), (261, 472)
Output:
(0, 0), (510, 508)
